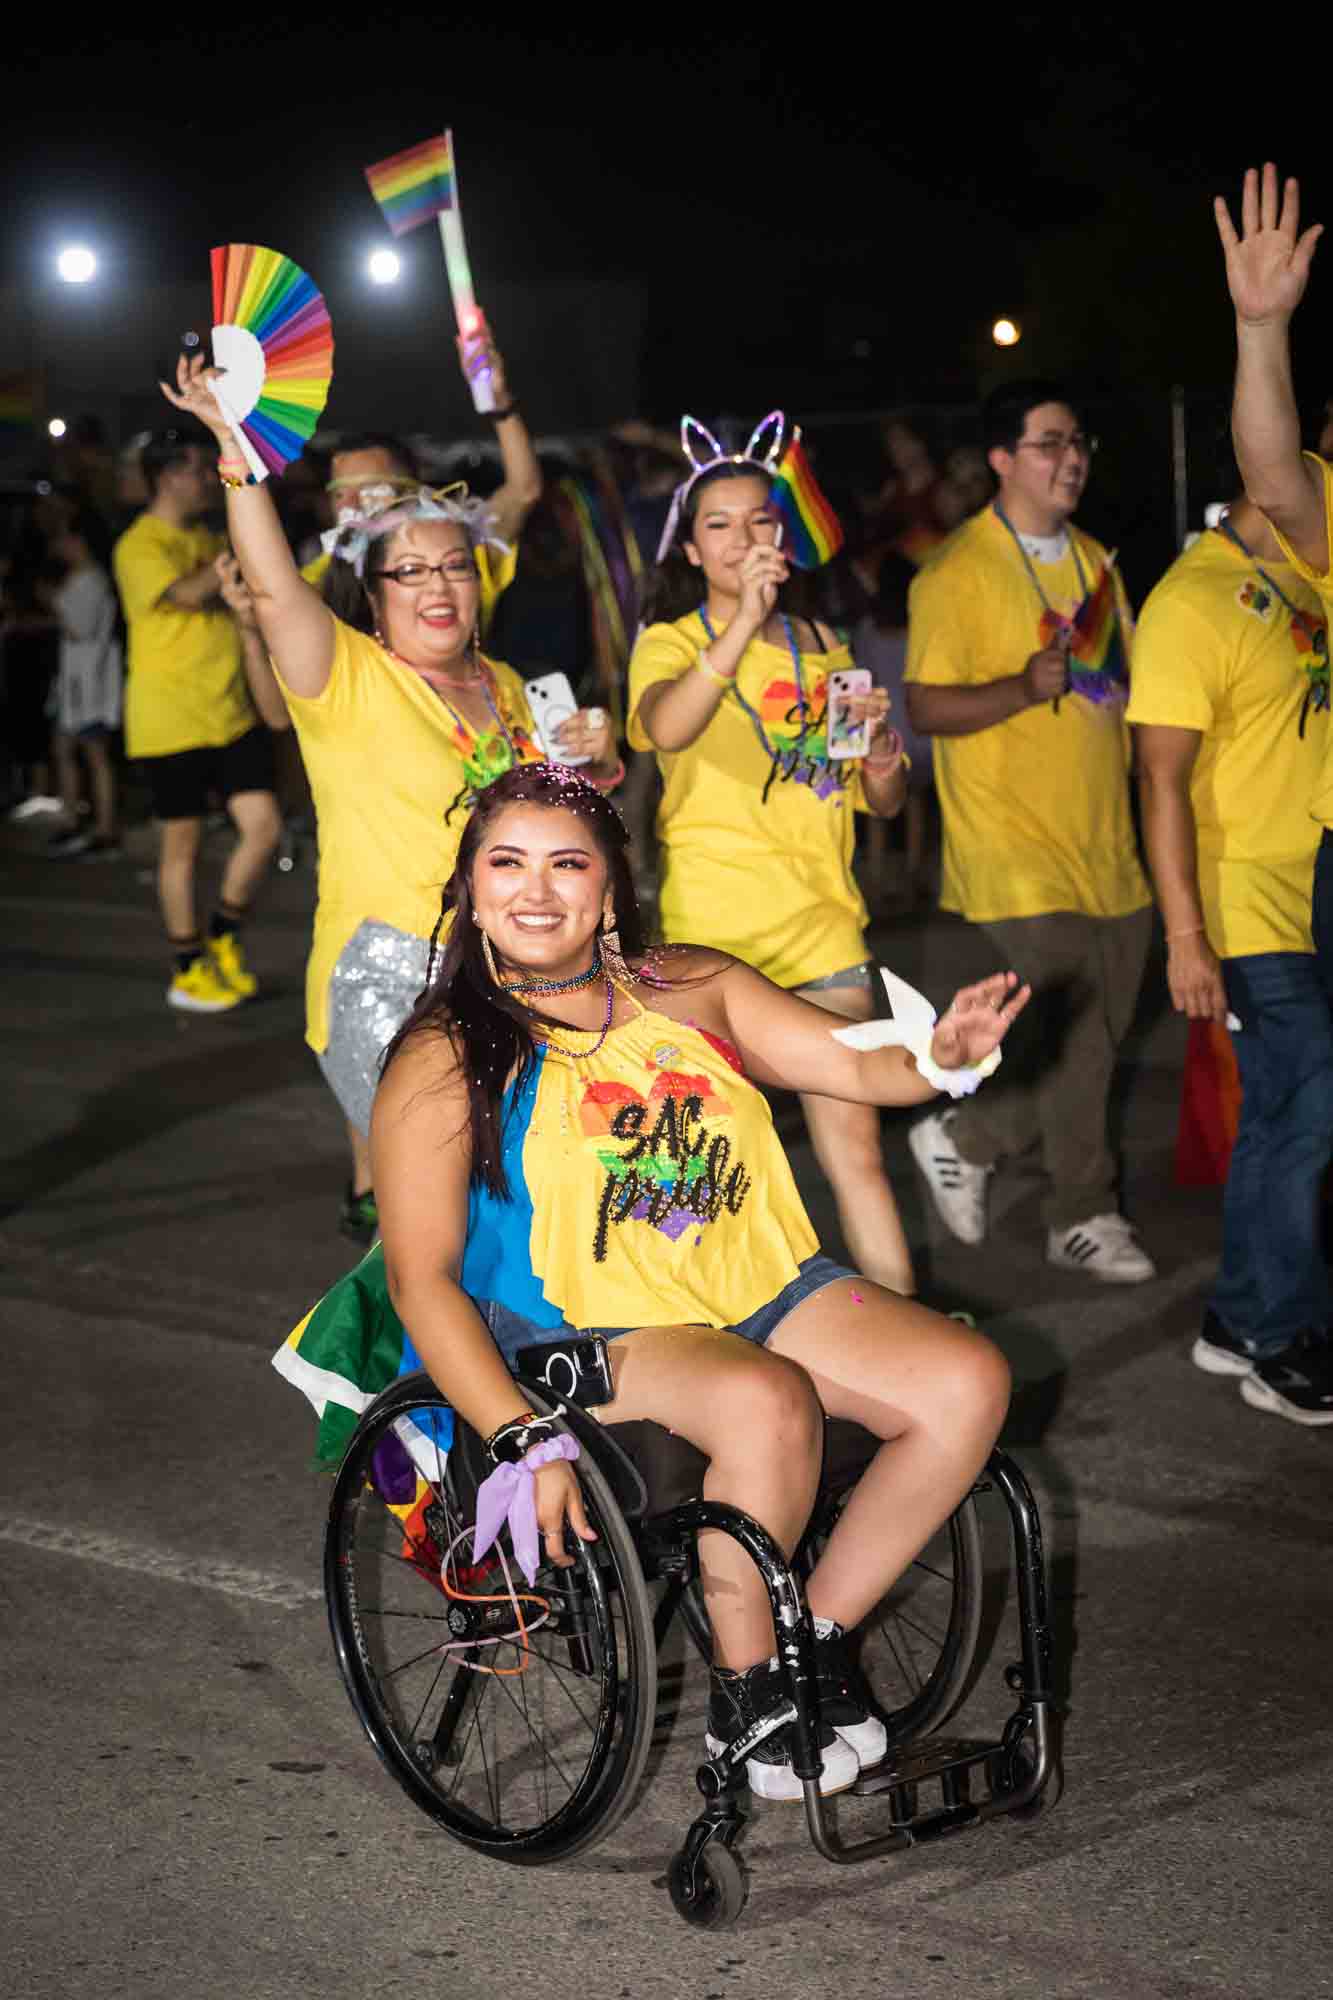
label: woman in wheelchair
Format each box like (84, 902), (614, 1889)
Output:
(362, 760), (1027, 1802)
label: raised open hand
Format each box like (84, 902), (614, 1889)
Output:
(1215, 164), (1323, 325)
(159, 351), (235, 444)
(930, 971), (1030, 1071)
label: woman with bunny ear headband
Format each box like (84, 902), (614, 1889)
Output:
(628, 414), (919, 1296)
(159, 352), (621, 1239)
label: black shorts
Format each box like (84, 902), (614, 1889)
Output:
(141, 725), (277, 822)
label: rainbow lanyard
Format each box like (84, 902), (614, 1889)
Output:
(994, 501), (1090, 631)
(435, 667), (518, 763)
(1217, 517), (1330, 732)
(698, 607), (820, 763)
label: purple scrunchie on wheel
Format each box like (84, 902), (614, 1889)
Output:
(472, 1434), (582, 1585)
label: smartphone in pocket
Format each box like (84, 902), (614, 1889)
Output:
(524, 672), (590, 765)
(513, 1334), (615, 1409)
(825, 667), (872, 760)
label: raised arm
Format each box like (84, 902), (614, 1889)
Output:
(716, 957), (1028, 1104)
(1134, 725), (1227, 1022)
(465, 322), (542, 544)
(634, 544), (787, 752)
(372, 1031), (595, 1568)
(1216, 163), (1327, 571)
(159, 354), (336, 696)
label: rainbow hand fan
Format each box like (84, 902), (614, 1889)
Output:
(209, 244), (334, 483)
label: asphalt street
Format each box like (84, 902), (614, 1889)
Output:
(2, 823), (1330, 2000)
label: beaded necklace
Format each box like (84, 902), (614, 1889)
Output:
(377, 634), (520, 764)
(698, 606), (821, 764)
(529, 972), (617, 1061)
(505, 956), (603, 997)
(1217, 517), (1330, 734)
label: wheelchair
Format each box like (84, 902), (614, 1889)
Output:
(324, 1369), (1059, 1930)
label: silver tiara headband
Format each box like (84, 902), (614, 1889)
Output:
(654, 410), (788, 563)
(321, 483), (510, 580)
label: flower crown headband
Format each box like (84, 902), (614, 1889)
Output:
(322, 482), (510, 580)
(654, 410), (788, 563)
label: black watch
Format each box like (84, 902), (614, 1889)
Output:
(488, 1418), (557, 1465)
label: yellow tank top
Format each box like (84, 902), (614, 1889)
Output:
(479, 984), (820, 1330)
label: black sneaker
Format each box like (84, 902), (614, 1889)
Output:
(704, 1659), (858, 1800)
(1191, 1308), (1255, 1379)
(339, 1185), (379, 1246)
(1239, 1332), (1333, 1426)
(814, 1621), (888, 1769)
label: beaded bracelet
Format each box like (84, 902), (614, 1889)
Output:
(694, 649), (736, 687)
(218, 467), (257, 490)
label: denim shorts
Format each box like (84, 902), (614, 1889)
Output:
(479, 1253), (856, 1369)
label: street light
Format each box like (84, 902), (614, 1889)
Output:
(48, 418), (67, 439)
(57, 245), (97, 285)
(991, 317), (1021, 348)
(367, 248), (401, 286)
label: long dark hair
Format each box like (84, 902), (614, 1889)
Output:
(383, 764), (647, 1198)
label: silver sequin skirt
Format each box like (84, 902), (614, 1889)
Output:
(316, 919), (435, 1138)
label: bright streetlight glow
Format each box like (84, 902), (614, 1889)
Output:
(57, 245), (97, 284)
(992, 317), (1021, 348)
(48, 418), (67, 439)
(367, 248), (401, 285)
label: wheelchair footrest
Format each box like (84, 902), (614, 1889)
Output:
(852, 1735), (999, 1812)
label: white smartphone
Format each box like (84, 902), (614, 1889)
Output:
(525, 672), (590, 765)
(825, 667), (872, 760)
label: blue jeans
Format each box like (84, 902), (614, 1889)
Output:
(1210, 950), (1333, 1353)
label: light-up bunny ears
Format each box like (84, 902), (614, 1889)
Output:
(655, 410), (789, 562)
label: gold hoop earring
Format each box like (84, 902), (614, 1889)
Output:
(479, 928), (502, 986)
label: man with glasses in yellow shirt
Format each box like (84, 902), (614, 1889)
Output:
(905, 380), (1154, 1283)
(1206, 160), (1333, 1423)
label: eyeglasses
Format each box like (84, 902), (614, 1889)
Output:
(1014, 433), (1099, 462)
(372, 558), (479, 587)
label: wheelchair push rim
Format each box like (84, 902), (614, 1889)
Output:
(324, 1382), (658, 1864)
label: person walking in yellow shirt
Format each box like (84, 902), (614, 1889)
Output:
(627, 417), (916, 1296)
(1207, 160), (1333, 1423)
(113, 432), (281, 1013)
(904, 380), (1155, 1282)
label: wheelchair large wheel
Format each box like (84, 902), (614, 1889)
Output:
(678, 1490), (984, 1748)
(325, 1378), (657, 1864)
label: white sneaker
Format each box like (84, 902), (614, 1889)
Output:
(1047, 1213), (1155, 1284)
(908, 1110), (993, 1245)
(8, 794), (63, 820)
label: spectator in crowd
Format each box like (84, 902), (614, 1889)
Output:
(2, 509), (61, 818)
(113, 431), (281, 1014)
(854, 551), (934, 907)
(905, 379), (1155, 1283)
(1130, 475), (1333, 1425)
(44, 507), (123, 859)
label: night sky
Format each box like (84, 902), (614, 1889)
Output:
(6, 22), (1330, 416)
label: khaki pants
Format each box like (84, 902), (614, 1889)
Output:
(950, 907), (1151, 1232)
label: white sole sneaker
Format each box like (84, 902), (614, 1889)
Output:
(1239, 1375), (1333, 1426)
(1190, 1335), (1253, 1378)
(166, 987), (242, 1015)
(908, 1112), (991, 1246)
(1047, 1221), (1156, 1284)
(831, 1713), (888, 1768)
(704, 1731), (860, 1801)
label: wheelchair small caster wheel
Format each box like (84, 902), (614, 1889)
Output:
(667, 1842), (748, 1929)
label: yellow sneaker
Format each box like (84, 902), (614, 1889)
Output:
(167, 956), (245, 1014)
(208, 929), (258, 1000)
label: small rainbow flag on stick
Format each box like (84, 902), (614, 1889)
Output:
(770, 430), (844, 569)
(364, 133), (455, 236)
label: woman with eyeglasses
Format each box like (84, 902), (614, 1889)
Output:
(159, 355), (618, 1240)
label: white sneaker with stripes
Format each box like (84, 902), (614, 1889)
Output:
(908, 1109), (993, 1245)
(1047, 1213), (1155, 1283)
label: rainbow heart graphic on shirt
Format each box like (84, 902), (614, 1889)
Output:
(580, 1055), (752, 1260)
(750, 671), (849, 801)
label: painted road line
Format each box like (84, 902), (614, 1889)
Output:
(1, 1516), (322, 1609)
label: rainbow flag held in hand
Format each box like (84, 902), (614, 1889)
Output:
(770, 430), (844, 568)
(364, 133), (456, 236)
(1038, 557), (1129, 703)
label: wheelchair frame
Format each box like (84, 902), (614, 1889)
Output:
(325, 1374), (1060, 1930)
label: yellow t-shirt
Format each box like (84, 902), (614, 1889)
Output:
(1126, 530), (1325, 956)
(906, 506), (1149, 922)
(627, 611), (870, 987)
(1266, 452), (1333, 826)
(113, 514), (253, 758)
(300, 542), (518, 631)
(276, 621), (543, 1051)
